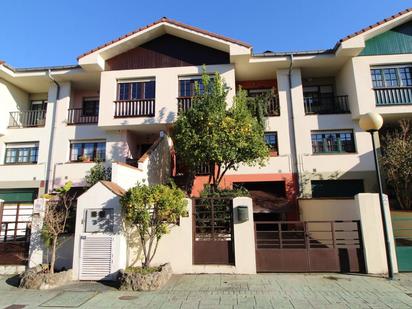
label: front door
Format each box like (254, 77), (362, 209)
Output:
(193, 198), (234, 265)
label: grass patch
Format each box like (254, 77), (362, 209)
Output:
(125, 266), (162, 275)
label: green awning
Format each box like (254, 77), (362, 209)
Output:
(0, 189), (38, 203)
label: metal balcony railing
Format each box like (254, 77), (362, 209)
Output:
(374, 87), (412, 106)
(304, 95), (350, 114)
(67, 108), (98, 125)
(114, 99), (155, 118)
(8, 110), (46, 128)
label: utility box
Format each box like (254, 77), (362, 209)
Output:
(85, 208), (114, 233)
(237, 206), (249, 223)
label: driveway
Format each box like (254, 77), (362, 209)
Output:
(0, 273), (411, 308)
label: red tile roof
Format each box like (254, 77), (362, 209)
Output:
(101, 181), (126, 196)
(0, 60), (4, 65)
(337, 7), (412, 45)
(77, 17), (251, 60)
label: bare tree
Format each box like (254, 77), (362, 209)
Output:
(381, 120), (412, 210)
(42, 182), (76, 273)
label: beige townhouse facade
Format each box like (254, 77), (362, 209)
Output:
(0, 8), (411, 274)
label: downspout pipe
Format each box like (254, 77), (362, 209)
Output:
(45, 70), (60, 193)
(287, 54), (301, 197)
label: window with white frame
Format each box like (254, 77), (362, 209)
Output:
(371, 65), (412, 88)
(4, 143), (39, 164)
(69, 141), (106, 162)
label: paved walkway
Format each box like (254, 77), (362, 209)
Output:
(0, 273), (411, 308)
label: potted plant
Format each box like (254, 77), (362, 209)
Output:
(118, 183), (187, 291)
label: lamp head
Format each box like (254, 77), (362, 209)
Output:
(359, 112), (383, 132)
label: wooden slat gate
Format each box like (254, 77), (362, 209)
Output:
(255, 221), (365, 273)
(193, 198), (234, 265)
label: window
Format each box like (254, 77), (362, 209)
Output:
(82, 98), (99, 116)
(4, 143), (39, 164)
(30, 100), (47, 111)
(70, 141), (105, 162)
(303, 85), (334, 104)
(311, 180), (364, 198)
(311, 130), (355, 154)
(264, 132), (278, 155)
(371, 66), (412, 88)
(179, 77), (204, 97)
(117, 80), (155, 100)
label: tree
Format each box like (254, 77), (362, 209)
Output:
(172, 72), (269, 190)
(41, 181), (76, 273)
(380, 120), (412, 210)
(120, 183), (187, 268)
(85, 162), (111, 188)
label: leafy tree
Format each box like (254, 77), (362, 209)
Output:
(173, 72), (269, 190)
(85, 162), (111, 188)
(41, 181), (76, 273)
(381, 120), (412, 210)
(120, 183), (187, 268)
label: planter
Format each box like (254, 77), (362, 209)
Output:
(118, 263), (172, 291)
(19, 265), (73, 290)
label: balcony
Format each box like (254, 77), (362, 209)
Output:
(374, 87), (412, 106)
(67, 108), (98, 125)
(177, 97), (192, 114)
(114, 99), (155, 118)
(177, 95), (280, 116)
(8, 110), (46, 128)
(304, 95), (350, 115)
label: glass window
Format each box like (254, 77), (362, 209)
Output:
(264, 132), (278, 153)
(311, 130), (355, 154)
(383, 68), (399, 87)
(399, 67), (412, 86)
(118, 81), (155, 100)
(4, 144), (39, 164)
(82, 98), (99, 116)
(70, 142), (106, 162)
(179, 78), (203, 97)
(371, 66), (412, 88)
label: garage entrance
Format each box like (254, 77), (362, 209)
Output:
(255, 220), (365, 273)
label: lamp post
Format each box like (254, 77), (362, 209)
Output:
(359, 112), (394, 279)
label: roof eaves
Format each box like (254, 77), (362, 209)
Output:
(77, 17), (251, 60)
(334, 7), (412, 50)
(253, 49), (334, 57)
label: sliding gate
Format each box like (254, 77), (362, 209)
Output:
(255, 221), (364, 273)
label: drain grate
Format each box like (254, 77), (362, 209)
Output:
(40, 291), (97, 308)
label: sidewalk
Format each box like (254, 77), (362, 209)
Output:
(0, 273), (411, 308)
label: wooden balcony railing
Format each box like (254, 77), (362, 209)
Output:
(374, 87), (412, 106)
(304, 95), (350, 114)
(67, 108), (98, 125)
(177, 97), (192, 114)
(114, 99), (155, 118)
(8, 110), (46, 128)
(178, 95), (280, 116)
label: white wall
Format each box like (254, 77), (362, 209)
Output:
(98, 64), (236, 128)
(72, 182), (126, 280)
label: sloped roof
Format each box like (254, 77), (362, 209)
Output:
(100, 181), (126, 196)
(77, 17), (251, 60)
(335, 7), (412, 48)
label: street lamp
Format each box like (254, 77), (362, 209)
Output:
(359, 112), (394, 279)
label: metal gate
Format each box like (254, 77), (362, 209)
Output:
(255, 221), (364, 273)
(79, 235), (113, 280)
(392, 217), (412, 272)
(193, 198), (234, 265)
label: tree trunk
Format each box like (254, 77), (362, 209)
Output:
(50, 236), (57, 274)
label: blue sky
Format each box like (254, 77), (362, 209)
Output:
(0, 0), (409, 67)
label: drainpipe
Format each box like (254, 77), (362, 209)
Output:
(286, 54), (301, 198)
(45, 70), (60, 193)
